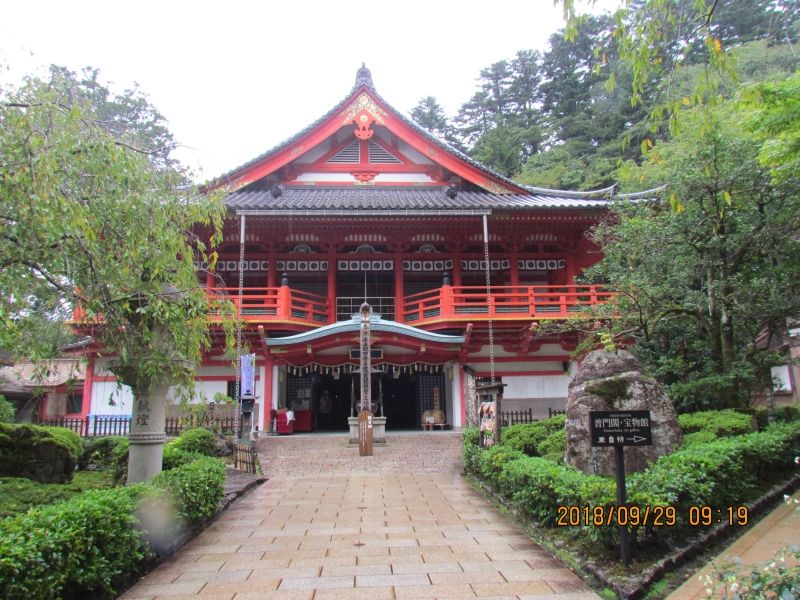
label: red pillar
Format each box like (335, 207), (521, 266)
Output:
(394, 251), (404, 322)
(328, 249), (337, 323)
(453, 253), (462, 287)
(510, 247), (520, 287)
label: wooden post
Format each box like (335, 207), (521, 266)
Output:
(358, 302), (373, 456)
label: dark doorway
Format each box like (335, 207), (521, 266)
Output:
(382, 372), (417, 429)
(312, 375), (351, 431)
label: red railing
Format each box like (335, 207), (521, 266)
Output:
(206, 284), (612, 328)
(402, 285), (614, 325)
(207, 287), (328, 325)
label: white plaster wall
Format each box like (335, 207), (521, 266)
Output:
(193, 380), (229, 403)
(91, 381), (133, 416)
(451, 364), (462, 428)
(503, 374), (572, 400)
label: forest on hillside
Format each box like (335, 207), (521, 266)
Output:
(410, 0), (799, 190)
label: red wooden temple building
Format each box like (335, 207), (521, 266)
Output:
(56, 65), (625, 433)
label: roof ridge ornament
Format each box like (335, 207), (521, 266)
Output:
(354, 62), (375, 90)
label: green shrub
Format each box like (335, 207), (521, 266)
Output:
(111, 437), (130, 484)
(161, 445), (206, 471)
(630, 422), (800, 520)
(775, 405), (800, 423)
(79, 436), (126, 470)
(538, 429), (566, 463)
(151, 456), (225, 524)
(0, 454), (228, 598)
(678, 410), (754, 437)
(680, 430), (718, 448)
(501, 415), (566, 458)
(0, 395), (15, 423)
(0, 485), (150, 599)
(477, 445), (526, 489)
(462, 427), (482, 474)
(0, 423), (81, 483)
(0, 471), (113, 517)
(168, 428), (216, 456)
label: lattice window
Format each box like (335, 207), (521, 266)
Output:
(291, 282), (327, 297)
(417, 374), (446, 424)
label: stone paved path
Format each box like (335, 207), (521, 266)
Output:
(667, 492), (800, 599)
(120, 432), (598, 599)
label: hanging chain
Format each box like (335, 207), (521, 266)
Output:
(482, 215), (496, 385)
(234, 214), (245, 437)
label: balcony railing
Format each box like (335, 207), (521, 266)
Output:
(402, 285), (613, 325)
(205, 284), (612, 327)
(207, 287), (328, 325)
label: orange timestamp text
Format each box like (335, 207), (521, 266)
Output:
(555, 505), (749, 527)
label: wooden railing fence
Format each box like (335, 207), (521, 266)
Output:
(233, 442), (258, 474)
(500, 408), (535, 426)
(40, 415), (239, 437)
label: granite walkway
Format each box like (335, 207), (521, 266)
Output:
(666, 491), (800, 599)
(120, 432), (598, 599)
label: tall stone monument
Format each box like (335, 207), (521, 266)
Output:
(565, 350), (681, 475)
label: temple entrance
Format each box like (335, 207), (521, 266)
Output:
(382, 372), (417, 429)
(308, 371), (423, 431)
(311, 375), (351, 432)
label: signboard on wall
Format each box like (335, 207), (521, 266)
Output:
(240, 354), (256, 399)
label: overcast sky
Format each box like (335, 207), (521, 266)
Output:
(1, 1), (615, 181)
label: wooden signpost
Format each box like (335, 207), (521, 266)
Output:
(358, 302), (373, 457)
(589, 410), (653, 566)
(358, 409), (374, 456)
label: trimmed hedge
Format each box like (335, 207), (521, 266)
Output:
(502, 415), (566, 457)
(0, 423), (82, 483)
(463, 421), (800, 553)
(678, 410), (754, 438)
(0, 457), (226, 599)
(79, 436), (126, 470)
(0, 485), (149, 599)
(151, 456), (226, 523)
(112, 428), (220, 484)
(167, 428), (217, 456)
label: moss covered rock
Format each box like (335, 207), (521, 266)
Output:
(0, 423), (81, 483)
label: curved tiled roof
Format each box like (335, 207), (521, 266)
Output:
(226, 187), (615, 212)
(266, 314), (465, 346)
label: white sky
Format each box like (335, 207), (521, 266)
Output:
(1, 0), (615, 181)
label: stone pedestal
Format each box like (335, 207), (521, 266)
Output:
(128, 381), (170, 484)
(348, 416), (386, 445)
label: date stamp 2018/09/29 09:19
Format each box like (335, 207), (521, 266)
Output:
(556, 505), (749, 528)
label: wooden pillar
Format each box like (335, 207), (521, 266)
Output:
(327, 248), (337, 323)
(394, 249), (404, 322)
